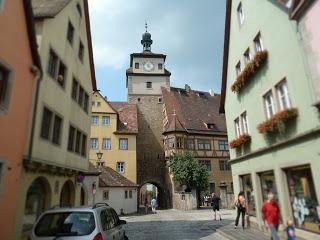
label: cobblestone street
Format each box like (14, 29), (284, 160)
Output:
(123, 209), (231, 240)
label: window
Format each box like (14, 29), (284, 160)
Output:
(207, 123), (215, 129)
(234, 117), (241, 138)
(103, 191), (109, 200)
(241, 111), (249, 134)
(264, 91), (276, 119)
(78, 86), (84, 106)
(158, 63), (163, 69)
(158, 97), (162, 103)
(137, 98), (141, 103)
(209, 182), (215, 194)
(57, 62), (66, 87)
(237, 2), (244, 26)
(76, 3), (82, 17)
(91, 116), (99, 125)
(67, 21), (74, 45)
(176, 137), (183, 149)
(78, 41), (84, 62)
(244, 48), (252, 64)
(198, 140), (211, 150)
(75, 130), (82, 153)
(81, 134), (87, 156)
(129, 190), (133, 198)
(199, 160), (211, 171)
(90, 138), (98, 149)
(124, 190), (128, 199)
(187, 139), (195, 150)
(254, 33), (264, 52)
(146, 82), (152, 89)
(97, 102), (101, 107)
(168, 137), (175, 148)
(102, 116), (110, 125)
(40, 107), (53, 140)
(47, 49), (58, 79)
(52, 115), (62, 144)
(117, 162), (125, 173)
(119, 138), (128, 150)
(236, 61), (242, 76)
(67, 126), (76, 151)
(84, 93), (89, 113)
(92, 101), (95, 107)
(0, 63), (12, 112)
(219, 160), (231, 171)
(276, 80), (291, 110)
(71, 78), (78, 100)
(241, 174), (256, 216)
(135, 62), (139, 69)
(218, 140), (229, 151)
(102, 138), (111, 150)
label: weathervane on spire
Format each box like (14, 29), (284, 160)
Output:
(145, 21), (148, 32)
(141, 21), (152, 51)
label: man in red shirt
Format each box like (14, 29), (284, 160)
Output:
(261, 191), (281, 240)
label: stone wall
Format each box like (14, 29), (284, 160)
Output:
(128, 95), (170, 208)
(172, 190), (197, 211)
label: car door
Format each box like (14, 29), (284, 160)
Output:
(99, 209), (118, 240)
(109, 209), (125, 240)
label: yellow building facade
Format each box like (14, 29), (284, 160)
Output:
(90, 92), (138, 183)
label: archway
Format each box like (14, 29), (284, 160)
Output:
(24, 177), (51, 230)
(138, 182), (168, 210)
(60, 180), (75, 207)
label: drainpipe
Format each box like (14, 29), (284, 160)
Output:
(27, 65), (42, 162)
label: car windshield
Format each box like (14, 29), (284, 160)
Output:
(35, 211), (95, 237)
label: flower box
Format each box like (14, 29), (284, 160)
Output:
(231, 50), (268, 94)
(257, 108), (298, 134)
(229, 134), (251, 149)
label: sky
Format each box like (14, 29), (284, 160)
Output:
(88, 0), (226, 101)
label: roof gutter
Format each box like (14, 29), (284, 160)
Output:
(219, 0), (232, 113)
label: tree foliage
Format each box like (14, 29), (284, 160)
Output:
(169, 151), (209, 192)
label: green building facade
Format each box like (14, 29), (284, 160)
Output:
(220, 1), (320, 238)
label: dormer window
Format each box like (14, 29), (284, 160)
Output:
(244, 48), (252, 64)
(237, 2), (244, 26)
(135, 62), (139, 69)
(207, 123), (215, 129)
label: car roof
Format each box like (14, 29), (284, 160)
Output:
(42, 205), (112, 214)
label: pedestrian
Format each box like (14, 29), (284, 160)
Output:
(286, 219), (296, 240)
(261, 191), (281, 240)
(211, 193), (222, 221)
(204, 194), (209, 207)
(234, 191), (246, 229)
(151, 197), (157, 214)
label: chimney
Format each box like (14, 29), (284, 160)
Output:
(104, 96), (108, 101)
(185, 84), (191, 93)
(209, 89), (215, 96)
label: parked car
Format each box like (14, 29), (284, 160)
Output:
(28, 203), (128, 240)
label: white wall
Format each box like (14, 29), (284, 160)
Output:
(83, 176), (137, 215)
(130, 76), (169, 95)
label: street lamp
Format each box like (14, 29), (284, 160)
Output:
(96, 151), (103, 161)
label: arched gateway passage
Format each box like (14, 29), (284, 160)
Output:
(60, 180), (75, 207)
(138, 182), (169, 209)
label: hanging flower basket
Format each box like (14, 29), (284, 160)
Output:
(229, 134), (251, 149)
(231, 50), (268, 94)
(257, 108), (298, 134)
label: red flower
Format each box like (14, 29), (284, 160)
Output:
(257, 108), (298, 134)
(229, 134), (251, 149)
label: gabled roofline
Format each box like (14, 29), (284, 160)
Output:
(24, 0), (42, 71)
(219, 0), (232, 114)
(83, 0), (97, 91)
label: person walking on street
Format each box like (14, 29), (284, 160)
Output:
(286, 219), (297, 240)
(211, 193), (222, 221)
(204, 194), (209, 207)
(261, 191), (281, 240)
(151, 197), (157, 214)
(234, 191), (246, 229)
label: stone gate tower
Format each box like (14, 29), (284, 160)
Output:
(126, 26), (171, 208)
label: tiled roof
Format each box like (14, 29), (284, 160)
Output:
(109, 102), (138, 134)
(99, 166), (137, 187)
(32, 0), (71, 18)
(162, 87), (227, 135)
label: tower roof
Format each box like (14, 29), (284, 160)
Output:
(141, 22), (153, 51)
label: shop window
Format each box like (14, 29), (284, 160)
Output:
(285, 165), (320, 233)
(259, 171), (278, 201)
(241, 174), (256, 216)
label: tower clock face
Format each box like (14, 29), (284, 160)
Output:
(143, 60), (155, 72)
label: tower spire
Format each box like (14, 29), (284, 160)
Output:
(141, 23), (153, 52)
